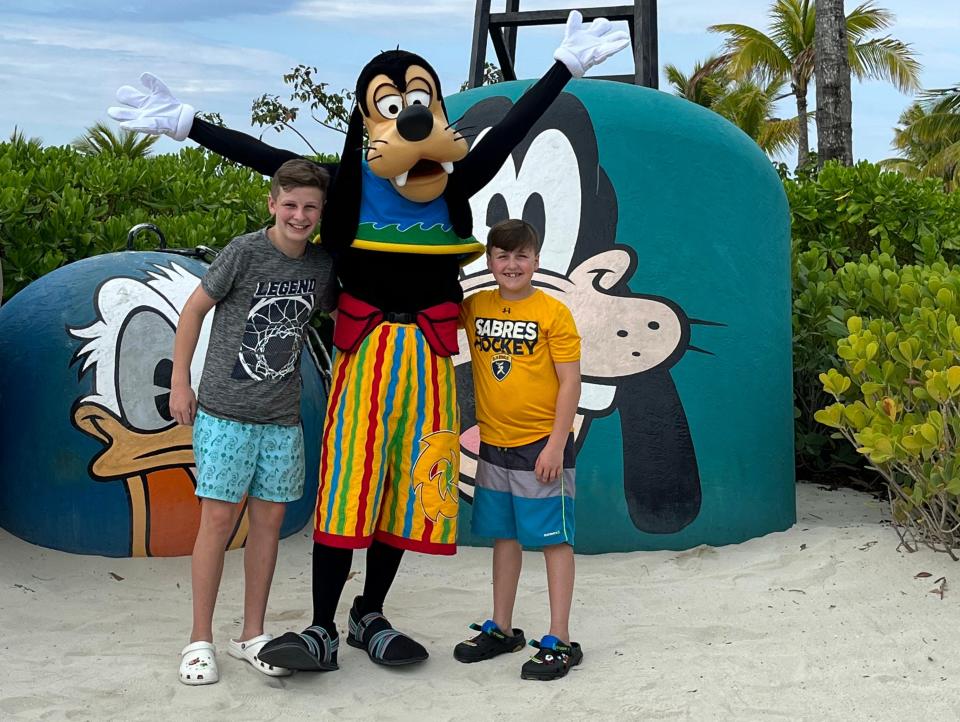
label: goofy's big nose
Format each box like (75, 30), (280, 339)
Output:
(397, 104), (433, 142)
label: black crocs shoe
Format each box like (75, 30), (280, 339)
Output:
(520, 635), (583, 681)
(453, 620), (526, 663)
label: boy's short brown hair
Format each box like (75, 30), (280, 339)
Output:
(486, 219), (540, 255)
(270, 159), (330, 198)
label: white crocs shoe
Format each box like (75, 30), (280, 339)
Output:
(179, 641), (218, 685)
(228, 634), (292, 677)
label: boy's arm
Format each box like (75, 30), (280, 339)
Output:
(534, 360), (581, 484)
(169, 285), (217, 427)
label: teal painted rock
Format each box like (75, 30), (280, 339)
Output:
(447, 79), (794, 552)
(0, 251), (327, 557)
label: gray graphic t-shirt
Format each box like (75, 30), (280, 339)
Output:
(197, 228), (337, 425)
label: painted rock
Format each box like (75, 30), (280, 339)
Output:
(0, 251), (327, 557)
(447, 79), (794, 552)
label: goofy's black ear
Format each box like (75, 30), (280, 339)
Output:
(446, 189), (474, 240)
(320, 105), (365, 252)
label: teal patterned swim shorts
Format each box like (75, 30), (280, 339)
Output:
(193, 409), (305, 504)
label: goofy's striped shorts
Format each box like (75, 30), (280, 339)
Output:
(313, 322), (459, 554)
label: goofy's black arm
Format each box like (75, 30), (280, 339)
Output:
(188, 118), (339, 180)
(448, 61), (572, 199)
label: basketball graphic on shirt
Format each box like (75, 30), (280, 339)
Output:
(233, 279), (317, 381)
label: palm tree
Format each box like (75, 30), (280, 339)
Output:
(664, 54), (732, 108)
(72, 121), (158, 158)
(665, 56), (803, 157)
(883, 85), (960, 191)
(713, 76), (804, 156)
(709, 0), (921, 169)
(9, 126), (43, 150)
(815, 0), (853, 165)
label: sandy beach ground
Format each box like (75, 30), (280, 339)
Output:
(2, 483), (958, 721)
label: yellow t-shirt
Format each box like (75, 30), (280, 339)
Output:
(460, 288), (580, 447)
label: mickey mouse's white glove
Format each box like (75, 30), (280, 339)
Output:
(107, 72), (195, 141)
(553, 10), (632, 78)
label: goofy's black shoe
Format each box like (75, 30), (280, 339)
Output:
(346, 596), (428, 666)
(257, 625), (339, 672)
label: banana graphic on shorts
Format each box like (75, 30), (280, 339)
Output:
(413, 430), (459, 522)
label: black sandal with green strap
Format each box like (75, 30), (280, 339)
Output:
(454, 620), (526, 663)
(520, 635), (583, 681)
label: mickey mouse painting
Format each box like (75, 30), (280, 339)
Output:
(108, 12), (629, 671)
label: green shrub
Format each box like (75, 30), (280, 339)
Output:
(789, 161), (960, 477)
(815, 254), (960, 557)
(787, 161), (960, 267)
(0, 139), (272, 302)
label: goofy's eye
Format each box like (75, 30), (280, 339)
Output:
(375, 94), (403, 119)
(405, 89), (431, 108)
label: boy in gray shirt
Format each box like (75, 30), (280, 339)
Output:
(169, 159), (337, 685)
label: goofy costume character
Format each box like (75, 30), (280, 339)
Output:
(109, 11), (628, 669)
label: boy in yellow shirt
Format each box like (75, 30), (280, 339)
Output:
(454, 219), (582, 681)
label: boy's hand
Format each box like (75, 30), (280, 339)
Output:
(535, 442), (564, 484)
(169, 384), (198, 427)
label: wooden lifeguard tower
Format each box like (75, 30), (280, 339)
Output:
(466, 1), (659, 89)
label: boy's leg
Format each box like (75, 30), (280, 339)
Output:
(240, 420), (304, 640)
(542, 542), (575, 643)
(191, 498), (243, 642)
(190, 410), (263, 644)
(452, 534), (526, 663)
(472, 441), (522, 633)
(507, 434), (576, 641)
(492, 538), (523, 633)
(238, 497), (286, 641)
(521, 540), (582, 681)
(452, 445), (527, 664)
(504, 435), (582, 679)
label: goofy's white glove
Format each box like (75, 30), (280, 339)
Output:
(107, 73), (195, 141)
(553, 10), (631, 78)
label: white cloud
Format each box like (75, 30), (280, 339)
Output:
(0, 15), (309, 151)
(10, 0), (299, 23)
(0, 21), (289, 72)
(290, 0), (474, 21)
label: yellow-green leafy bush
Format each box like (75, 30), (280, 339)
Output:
(815, 254), (960, 557)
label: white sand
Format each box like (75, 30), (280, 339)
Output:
(1, 483), (958, 721)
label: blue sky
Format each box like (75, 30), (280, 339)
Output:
(2, 0), (957, 163)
